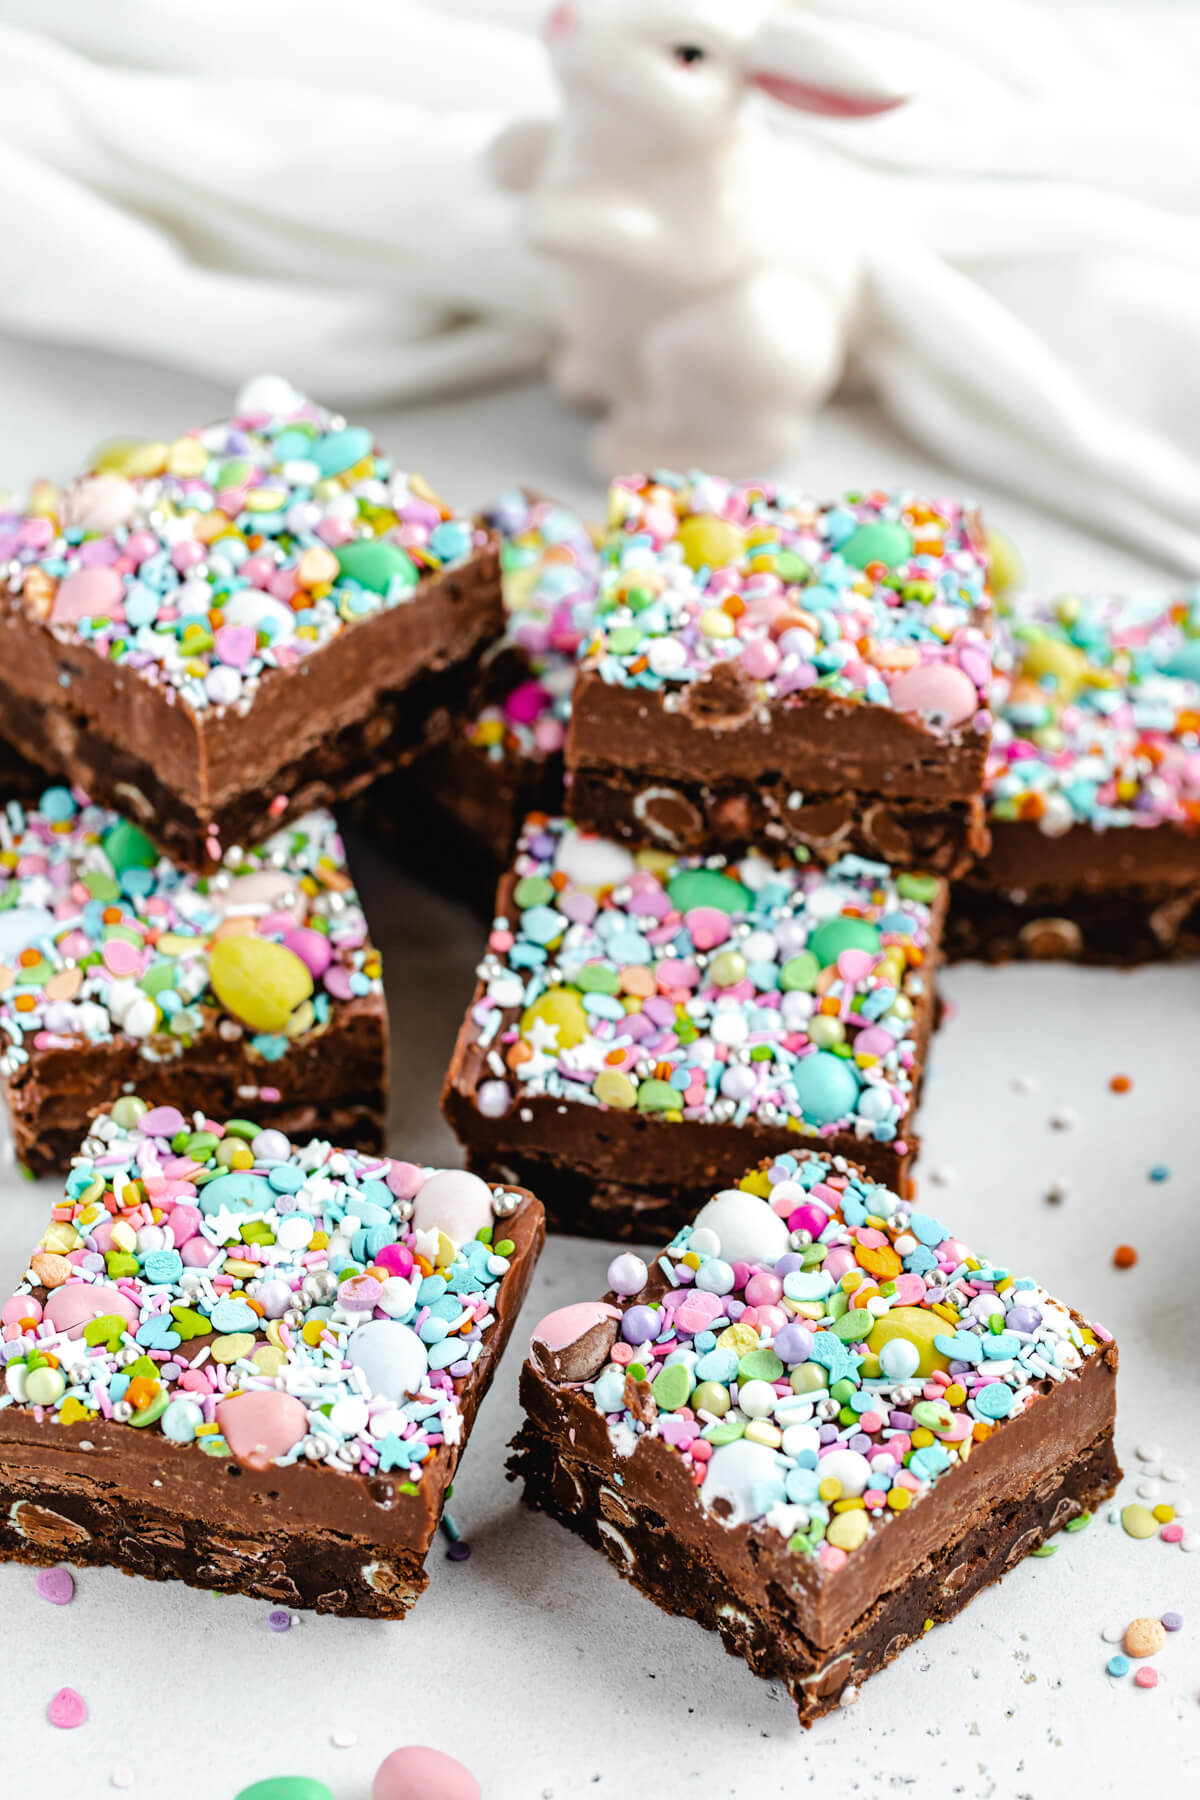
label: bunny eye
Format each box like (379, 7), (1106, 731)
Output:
(672, 44), (706, 65)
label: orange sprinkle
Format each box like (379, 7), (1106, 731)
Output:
(506, 1041), (532, 1070)
(18, 947), (40, 967)
(549, 870), (569, 890)
(1109, 1074), (1132, 1094)
(604, 1048), (627, 1066)
(1113, 1244), (1138, 1269)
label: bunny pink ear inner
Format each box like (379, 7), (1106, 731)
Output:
(749, 69), (905, 118)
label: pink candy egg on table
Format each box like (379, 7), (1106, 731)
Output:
(373, 1747), (480, 1800)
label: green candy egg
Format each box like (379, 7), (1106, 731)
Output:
(668, 868), (751, 915)
(839, 520), (913, 572)
(808, 916), (881, 968)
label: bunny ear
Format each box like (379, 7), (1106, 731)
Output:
(746, 13), (908, 118)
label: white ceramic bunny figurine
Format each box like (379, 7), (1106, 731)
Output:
(492, 0), (907, 475)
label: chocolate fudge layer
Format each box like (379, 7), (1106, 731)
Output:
(0, 1103), (544, 1617)
(565, 475), (992, 876)
(363, 491), (597, 906)
(950, 592), (1200, 963)
(444, 819), (945, 1238)
(509, 1152), (1119, 1724)
(0, 376), (502, 870)
(0, 790), (387, 1176)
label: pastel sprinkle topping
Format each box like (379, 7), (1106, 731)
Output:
(557, 1150), (1110, 1564)
(0, 789), (379, 1077)
(583, 474), (991, 725)
(0, 374), (482, 712)
(987, 590), (1200, 832)
(464, 492), (599, 765)
(470, 817), (939, 1149)
(0, 1105), (526, 1479)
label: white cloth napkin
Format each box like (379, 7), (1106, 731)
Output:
(2, 0), (1200, 567)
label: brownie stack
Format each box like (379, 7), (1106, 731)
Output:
(0, 379), (550, 1623)
(444, 473), (993, 1237)
(0, 409), (1140, 1716)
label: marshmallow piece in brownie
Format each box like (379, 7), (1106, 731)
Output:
(0, 376), (502, 869)
(443, 816), (945, 1238)
(566, 473), (992, 875)
(510, 1149), (1119, 1725)
(951, 590), (1200, 962)
(0, 1104), (544, 1617)
(0, 787), (386, 1175)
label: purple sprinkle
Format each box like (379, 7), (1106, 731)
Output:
(267, 1609), (292, 1633)
(446, 1542), (471, 1563)
(1162, 1612), (1184, 1632)
(35, 1566), (75, 1606)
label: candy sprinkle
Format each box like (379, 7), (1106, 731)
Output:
(1121, 1504), (1159, 1539)
(1109, 1074), (1132, 1094)
(1134, 1667), (1160, 1689)
(47, 1687), (87, 1730)
(1162, 1611), (1184, 1631)
(1113, 1244), (1138, 1270)
(267, 1610), (293, 1633)
(1107, 1654), (1131, 1677)
(1124, 1617), (1166, 1657)
(34, 1566), (75, 1605)
(1149, 1165), (1171, 1183)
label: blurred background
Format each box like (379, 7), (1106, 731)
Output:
(1, 0), (1199, 565)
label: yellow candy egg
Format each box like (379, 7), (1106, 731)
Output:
(124, 441), (170, 479)
(699, 607), (735, 640)
(1018, 632), (1089, 701)
(593, 1069), (637, 1109)
(210, 1333), (256, 1365)
(167, 437), (210, 479)
(207, 936), (314, 1034)
(678, 514), (746, 572)
(866, 1307), (951, 1378)
(519, 987), (588, 1052)
(827, 1510), (871, 1552)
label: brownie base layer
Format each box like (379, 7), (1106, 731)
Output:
(461, 1127), (917, 1246)
(569, 766), (987, 877)
(511, 1412), (1119, 1725)
(0, 1190), (545, 1619)
(3, 996), (388, 1178)
(0, 543), (502, 871)
(947, 818), (1200, 964)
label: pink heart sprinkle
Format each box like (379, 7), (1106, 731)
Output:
(35, 1566), (75, 1606)
(50, 567), (123, 627)
(47, 1687), (87, 1729)
(101, 939), (141, 978)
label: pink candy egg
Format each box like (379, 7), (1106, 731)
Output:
(44, 1283), (137, 1338)
(215, 1389), (309, 1471)
(887, 661), (978, 728)
(373, 1747), (480, 1800)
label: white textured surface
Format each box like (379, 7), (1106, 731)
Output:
(0, 345), (1198, 1799)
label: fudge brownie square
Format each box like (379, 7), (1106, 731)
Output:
(566, 473), (993, 876)
(0, 786), (387, 1176)
(0, 375), (502, 870)
(443, 816), (945, 1240)
(362, 491), (598, 903)
(0, 1102), (544, 1617)
(509, 1150), (1119, 1724)
(950, 592), (1200, 962)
